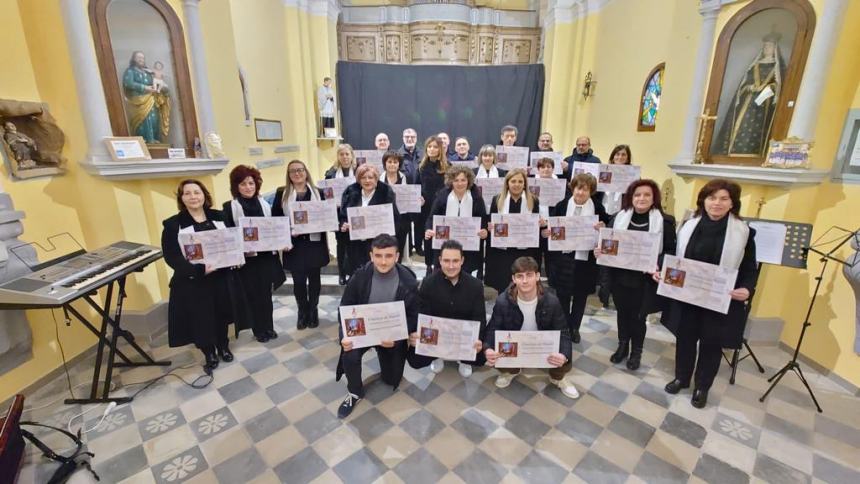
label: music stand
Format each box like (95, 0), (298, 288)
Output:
(759, 226), (859, 413)
(723, 218), (811, 384)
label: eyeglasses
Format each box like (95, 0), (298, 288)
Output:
(288, 168), (306, 174)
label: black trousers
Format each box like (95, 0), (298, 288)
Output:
(406, 347), (487, 369)
(612, 283), (647, 347)
(674, 316), (723, 391)
(335, 231), (349, 278)
(557, 289), (588, 335)
(341, 342), (407, 397)
(292, 267), (321, 310)
(196, 323), (227, 351)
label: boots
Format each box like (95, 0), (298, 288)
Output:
(610, 339), (630, 364)
(307, 293), (320, 328)
(202, 347), (219, 373)
(296, 302), (308, 330)
(627, 340), (643, 371)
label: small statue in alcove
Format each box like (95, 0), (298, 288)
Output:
(2, 121), (38, 169)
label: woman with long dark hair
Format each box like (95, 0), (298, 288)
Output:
(417, 136), (450, 270)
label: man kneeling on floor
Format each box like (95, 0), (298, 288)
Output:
(336, 234), (418, 418)
(483, 256), (579, 399)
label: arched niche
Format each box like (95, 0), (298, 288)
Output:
(701, 0), (815, 165)
(89, 0), (199, 159)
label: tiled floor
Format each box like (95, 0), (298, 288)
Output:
(15, 291), (860, 484)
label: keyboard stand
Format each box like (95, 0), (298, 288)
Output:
(63, 276), (171, 405)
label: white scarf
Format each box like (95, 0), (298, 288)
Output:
(603, 192), (623, 215)
(476, 164), (499, 179)
(335, 166), (354, 179)
(287, 187), (322, 241)
(361, 189), (375, 207)
(676, 215), (750, 270)
(230, 197), (272, 225)
(565, 196), (595, 260)
(446, 189), (473, 217)
(612, 208), (665, 253)
(384, 171), (406, 185)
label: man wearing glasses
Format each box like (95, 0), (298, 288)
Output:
(563, 136), (601, 180)
(397, 128), (424, 255)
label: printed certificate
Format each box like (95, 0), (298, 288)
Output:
(450, 159), (478, 170)
(415, 314), (481, 361)
(530, 177), (567, 207)
(596, 228), (660, 273)
(317, 177), (355, 207)
(178, 228), (244, 269)
(572, 162), (600, 179)
(597, 164), (641, 193)
(340, 301), (409, 349)
(494, 330), (561, 368)
(390, 184), (422, 214)
(432, 216), (481, 251)
(239, 217), (292, 252)
(529, 151), (564, 175)
(657, 255), (739, 314)
(353, 150), (385, 173)
(347, 203), (396, 240)
(495, 145), (530, 171)
(475, 178), (505, 212)
(490, 213), (540, 249)
(547, 215), (599, 252)
(289, 199), (339, 235)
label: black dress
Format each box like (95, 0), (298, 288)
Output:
(425, 186), (488, 274)
(221, 198), (286, 338)
(161, 209), (232, 349)
(418, 160), (447, 265)
(271, 187), (331, 272)
(484, 195), (541, 293)
(339, 181), (401, 275)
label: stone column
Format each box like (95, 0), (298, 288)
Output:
(59, 0), (113, 163)
(787, 0), (849, 141)
(182, 0), (217, 155)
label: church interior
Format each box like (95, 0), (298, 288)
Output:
(1, 0), (860, 482)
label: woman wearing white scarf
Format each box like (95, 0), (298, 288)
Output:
(381, 151), (413, 260)
(546, 173), (611, 344)
(597, 180), (676, 371)
(662, 179), (757, 409)
(325, 144), (357, 285)
(222, 166), (286, 343)
(273, 160), (331, 330)
(473, 144), (507, 180)
(423, 165), (488, 273)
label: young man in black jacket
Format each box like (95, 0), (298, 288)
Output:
(408, 240), (486, 377)
(483, 256), (580, 399)
(336, 234), (418, 418)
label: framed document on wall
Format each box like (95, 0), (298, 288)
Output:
(254, 118), (283, 142)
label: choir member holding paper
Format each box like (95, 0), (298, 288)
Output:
(272, 160), (331, 330)
(547, 173), (611, 344)
(417, 136), (450, 270)
(659, 179), (757, 409)
(596, 179), (676, 371)
(381, 150), (418, 261)
(222, 166), (286, 342)
(161, 180), (234, 373)
(324, 144), (357, 285)
(423, 165), (488, 274)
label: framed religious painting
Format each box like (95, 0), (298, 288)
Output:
(699, 0), (815, 166)
(89, 0), (199, 159)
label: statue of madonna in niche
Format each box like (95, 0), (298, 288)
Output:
(123, 51), (171, 144)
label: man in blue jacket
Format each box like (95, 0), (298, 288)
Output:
(563, 136), (601, 180)
(482, 256), (579, 399)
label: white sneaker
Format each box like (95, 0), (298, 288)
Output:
(495, 371), (520, 388)
(458, 363), (473, 378)
(430, 359), (444, 374)
(550, 376), (580, 399)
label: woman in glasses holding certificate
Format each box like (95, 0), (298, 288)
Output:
(222, 165), (286, 341)
(661, 179), (757, 409)
(597, 179), (675, 370)
(325, 144), (357, 285)
(272, 160), (330, 330)
(339, 164), (400, 275)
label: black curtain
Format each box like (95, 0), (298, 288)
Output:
(336, 61), (545, 151)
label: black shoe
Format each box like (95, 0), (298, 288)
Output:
(571, 330), (581, 344)
(297, 306), (308, 330)
(664, 379), (690, 394)
(337, 393), (361, 419)
(626, 347), (641, 371)
(339, 276), (347, 286)
(691, 389), (708, 408)
(203, 348), (219, 372)
(264, 329), (278, 340)
(307, 309), (319, 328)
(255, 333), (270, 343)
(609, 340), (629, 364)
(217, 344), (234, 362)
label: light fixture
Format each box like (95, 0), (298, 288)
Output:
(582, 71), (596, 100)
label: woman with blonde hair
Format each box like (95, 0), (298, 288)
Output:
(417, 136), (449, 268)
(484, 168), (541, 292)
(325, 143), (357, 284)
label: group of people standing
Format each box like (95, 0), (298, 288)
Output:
(160, 125), (757, 417)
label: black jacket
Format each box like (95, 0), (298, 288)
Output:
(563, 149), (601, 180)
(418, 161), (447, 212)
(418, 270), (487, 334)
(547, 195), (611, 294)
(424, 186), (488, 231)
(338, 181), (401, 228)
(271, 187), (331, 271)
(484, 286), (572, 360)
(397, 145), (422, 183)
(449, 152), (476, 161)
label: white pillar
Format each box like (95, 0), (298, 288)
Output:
(182, 0), (217, 154)
(59, 0), (113, 163)
(787, 0), (848, 141)
(675, 3), (720, 164)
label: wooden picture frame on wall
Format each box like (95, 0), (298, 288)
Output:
(254, 118), (283, 142)
(637, 63), (665, 132)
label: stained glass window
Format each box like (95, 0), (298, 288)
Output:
(638, 63), (665, 131)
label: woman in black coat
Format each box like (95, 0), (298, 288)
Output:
(547, 173), (611, 344)
(662, 179), (756, 409)
(339, 164), (401, 274)
(325, 143), (357, 285)
(485, 168), (541, 293)
(423, 165), (488, 274)
(161, 179), (233, 372)
(381, 150), (413, 261)
(417, 136), (449, 268)
(222, 165), (286, 342)
(596, 179), (676, 370)
(272, 160), (331, 330)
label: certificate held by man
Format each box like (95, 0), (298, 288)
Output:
(657, 255), (738, 314)
(495, 145), (529, 171)
(491, 213), (540, 249)
(547, 215), (599, 252)
(415, 314), (481, 361)
(432, 215), (481, 251)
(531, 177), (567, 206)
(290, 199), (339, 235)
(597, 164), (641, 193)
(347, 203), (396, 240)
(239, 216), (292, 252)
(178, 228), (245, 269)
(596, 228), (660, 273)
(340, 301), (409, 349)
(317, 177), (355, 207)
(390, 184), (422, 214)
(475, 178), (505, 212)
(494, 330), (561, 368)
